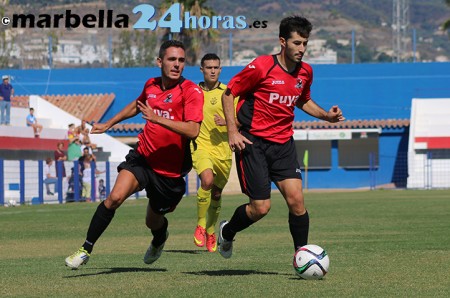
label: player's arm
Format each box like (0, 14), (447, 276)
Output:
(296, 99), (345, 123)
(91, 99), (140, 134)
(137, 100), (200, 139)
(222, 89), (252, 151)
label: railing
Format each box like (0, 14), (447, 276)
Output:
(0, 159), (195, 206)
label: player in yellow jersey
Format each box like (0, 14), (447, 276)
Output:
(192, 53), (237, 252)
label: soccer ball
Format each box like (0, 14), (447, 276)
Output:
(293, 244), (329, 279)
(8, 200), (17, 207)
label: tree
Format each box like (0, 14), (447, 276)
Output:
(443, 0), (450, 38)
(159, 0), (219, 65)
(0, 0), (14, 68)
(114, 30), (157, 67)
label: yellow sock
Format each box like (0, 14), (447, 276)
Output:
(197, 187), (211, 228)
(206, 198), (221, 235)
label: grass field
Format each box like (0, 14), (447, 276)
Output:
(1, 189), (450, 297)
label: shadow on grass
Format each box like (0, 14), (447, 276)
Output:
(64, 267), (167, 278)
(165, 249), (207, 255)
(184, 269), (291, 277)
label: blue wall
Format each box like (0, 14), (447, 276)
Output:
(2, 62), (449, 188)
(3, 62), (450, 123)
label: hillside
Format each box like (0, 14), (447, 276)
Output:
(2, 0), (450, 68)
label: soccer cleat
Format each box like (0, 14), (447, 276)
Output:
(218, 220), (233, 259)
(193, 225), (206, 247)
(65, 248), (90, 269)
(206, 233), (217, 252)
(144, 231), (169, 264)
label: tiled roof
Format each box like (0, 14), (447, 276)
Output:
(12, 93), (115, 123)
(293, 118), (410, 129)
(42, 93), (115, 123)
(11, 95), (29, 108)
(109, 118), (410, 134)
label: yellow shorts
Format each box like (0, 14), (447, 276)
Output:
(192, 149), (232, 190)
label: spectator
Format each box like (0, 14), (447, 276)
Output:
(98, 179), (106, 201)
(82, 154), (105, 202)
(26, 107), (43, 137)
(78, 147), (96, 176)
(0, 75), (14, 125)
(43, 157), (58, 195)
(81, 128), (97, 151)
(67, 137), (82, 161)
(54, 142), (67, 179)
(68, 123), (76, 140)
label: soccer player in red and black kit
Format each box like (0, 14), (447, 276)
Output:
(218, 16), (345, 259)
(65, 40), (204, 269)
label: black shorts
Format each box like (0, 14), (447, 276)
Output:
(118, 149), (186, 214)
(236, 131), (302, 200)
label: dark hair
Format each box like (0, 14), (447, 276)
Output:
(158, 40), (185, 58)
(201, 53), (220, 67)
(279, 16), (313, 40)
(29, 107), (34, 111)
(45, 157), (52, 164)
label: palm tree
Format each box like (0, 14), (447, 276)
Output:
(159, 0), (219, 65)
(443, 0), (450, 37)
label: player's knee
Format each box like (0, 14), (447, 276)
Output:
(104, 193), (124, 210)
(200, 178), (214, 190)
(250, 203), (271, 219)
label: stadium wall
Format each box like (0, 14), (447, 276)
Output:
(1, 62), (449, 189)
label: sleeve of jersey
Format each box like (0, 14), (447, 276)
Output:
(183, 83), (204, 122)
(227, 60), (264, 97)
(136, 80), (150, 104)
(299, 67), (313, 102)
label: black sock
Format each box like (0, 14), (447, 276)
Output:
(289, 211), (309, 252)
(151, 217), (168, 247)
(223, 204), (254, 241)
(82, 201), (115, 253)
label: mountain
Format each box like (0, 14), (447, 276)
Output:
(3, 0), (450, 68)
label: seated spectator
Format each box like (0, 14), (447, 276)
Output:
(80, 128), (97, 150)
(26, 107), (43, 137)
(67, 123), (76, 140)
(43, 157), (58, 195)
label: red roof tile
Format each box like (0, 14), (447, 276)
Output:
(109, 118), (410, 134)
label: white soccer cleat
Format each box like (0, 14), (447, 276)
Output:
(65, 248), (90, 269)
(218, 220), (233, 259)
(143, 231), (169, 264)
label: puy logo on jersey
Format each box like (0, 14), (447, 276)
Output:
(248, 64), (256, 69)
(210, 96), (218, 105)
(147, 93), (157, 99)
(163, 93), (172, 103)
(153, 108), (174, 120)
(268, 93), (299, 107)
(295, 78), (303, 89)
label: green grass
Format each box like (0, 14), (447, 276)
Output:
(1, 190), (450, 297)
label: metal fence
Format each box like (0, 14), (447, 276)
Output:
(1, 152), (449, 206)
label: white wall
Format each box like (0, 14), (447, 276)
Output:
(407, 98), (450, 188)
(29, 95), (132, 162)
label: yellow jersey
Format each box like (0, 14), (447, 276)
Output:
(193, 82), (237, 160)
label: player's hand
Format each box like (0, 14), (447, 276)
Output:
(137, 100), (158, 123)
(229, 130), (253, 152)
(326, 105), (345, 123)
(214, 114), (226, 126)
(91, 122), (109, 134)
